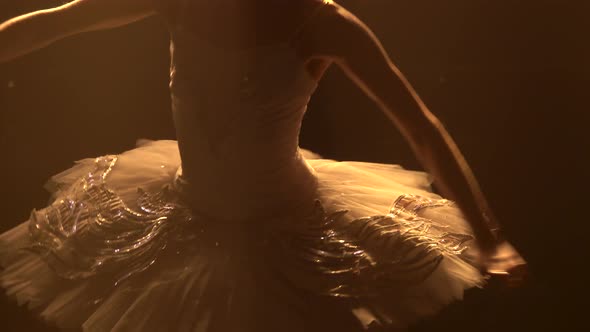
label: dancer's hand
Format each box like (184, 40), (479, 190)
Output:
(481, 241), (528, 288)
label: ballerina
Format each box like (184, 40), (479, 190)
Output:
(0, 0), (526, 331)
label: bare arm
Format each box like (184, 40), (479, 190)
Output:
(310, 4), (501, 253)
(0, 0), (157, 63)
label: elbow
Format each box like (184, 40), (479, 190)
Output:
(403, 115), (447, 154)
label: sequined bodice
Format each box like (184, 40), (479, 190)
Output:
(167, 26), (320, 220)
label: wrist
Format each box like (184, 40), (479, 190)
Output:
(481, 210), (504, 243)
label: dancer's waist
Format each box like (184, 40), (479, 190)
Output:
(172, 158), (319, 222)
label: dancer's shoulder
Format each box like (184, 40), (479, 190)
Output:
(291, 0), (384, 62)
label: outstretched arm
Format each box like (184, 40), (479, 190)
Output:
(0, 0), (157, 63)
(310, 4), (507, 255)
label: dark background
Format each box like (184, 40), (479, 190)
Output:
(0, 0), (587, 331)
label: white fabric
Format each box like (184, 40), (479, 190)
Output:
(1, 141), (484, 331)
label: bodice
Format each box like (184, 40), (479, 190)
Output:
(166, 24), (321, 221)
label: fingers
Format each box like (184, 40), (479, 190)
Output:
(481, 241), (529, 288)
(488, 262), (529, 288)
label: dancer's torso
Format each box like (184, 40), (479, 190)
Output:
(157, 1), (324, 220)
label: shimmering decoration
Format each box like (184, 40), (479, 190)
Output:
(26, 155), (474, 302)
(28, 155), (194, 286)
(268, 195), (473, 298)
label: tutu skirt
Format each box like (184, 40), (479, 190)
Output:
(0, 140), (484, 331)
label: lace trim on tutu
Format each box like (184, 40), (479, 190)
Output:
(25, 154), (475, 301)
(274, 196), (474, 299)
(28, 155), (194, 286)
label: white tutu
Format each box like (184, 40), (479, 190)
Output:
(0, 140), (484, 331)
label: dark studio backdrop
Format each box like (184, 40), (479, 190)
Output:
(0, 0), (587, 331)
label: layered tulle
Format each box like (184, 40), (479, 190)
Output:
(0, 140), (484, 331)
